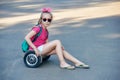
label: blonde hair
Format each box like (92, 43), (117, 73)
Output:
(37, 12), (53, 25)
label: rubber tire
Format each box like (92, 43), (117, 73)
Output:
(24, 50), (42, 68)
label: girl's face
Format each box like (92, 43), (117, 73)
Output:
(41, 13), (52, 28)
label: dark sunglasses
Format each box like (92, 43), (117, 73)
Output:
(42, 18), (52, 22)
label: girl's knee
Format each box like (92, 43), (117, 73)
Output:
(54, 40), (61, 45)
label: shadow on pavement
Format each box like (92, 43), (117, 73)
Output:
(0, 0), (120, 80)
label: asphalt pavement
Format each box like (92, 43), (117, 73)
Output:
(0, 0), (120, 80)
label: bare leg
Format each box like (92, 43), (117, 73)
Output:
(62, 50), (85, 65)
(48, 47), (89, 68)
(41, 40), (74, 68)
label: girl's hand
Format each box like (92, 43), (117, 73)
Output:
(34, 48), (40, 57)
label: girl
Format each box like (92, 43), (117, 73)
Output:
(25, 7), (89, 70)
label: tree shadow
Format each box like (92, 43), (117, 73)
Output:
(0, 0), (120, 80)
(0, 0), (119, 18)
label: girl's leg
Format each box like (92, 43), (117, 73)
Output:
(62, 50), (85, 65)
(41, 40), (74, 68)
(62, 50), (89, 68)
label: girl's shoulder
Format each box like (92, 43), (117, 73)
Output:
(32, 25), (41, 33)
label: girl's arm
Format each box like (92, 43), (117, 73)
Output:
(46, 39), (49, 43)
(25, 30), (40, 56)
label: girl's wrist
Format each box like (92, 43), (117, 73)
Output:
(33, 46), (37, 50)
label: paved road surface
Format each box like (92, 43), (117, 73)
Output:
(0, 0), (120, 80)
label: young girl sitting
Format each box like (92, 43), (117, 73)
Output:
(25, 7), (89, 70)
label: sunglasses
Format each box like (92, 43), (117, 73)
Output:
(42, 18), (52, 22)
